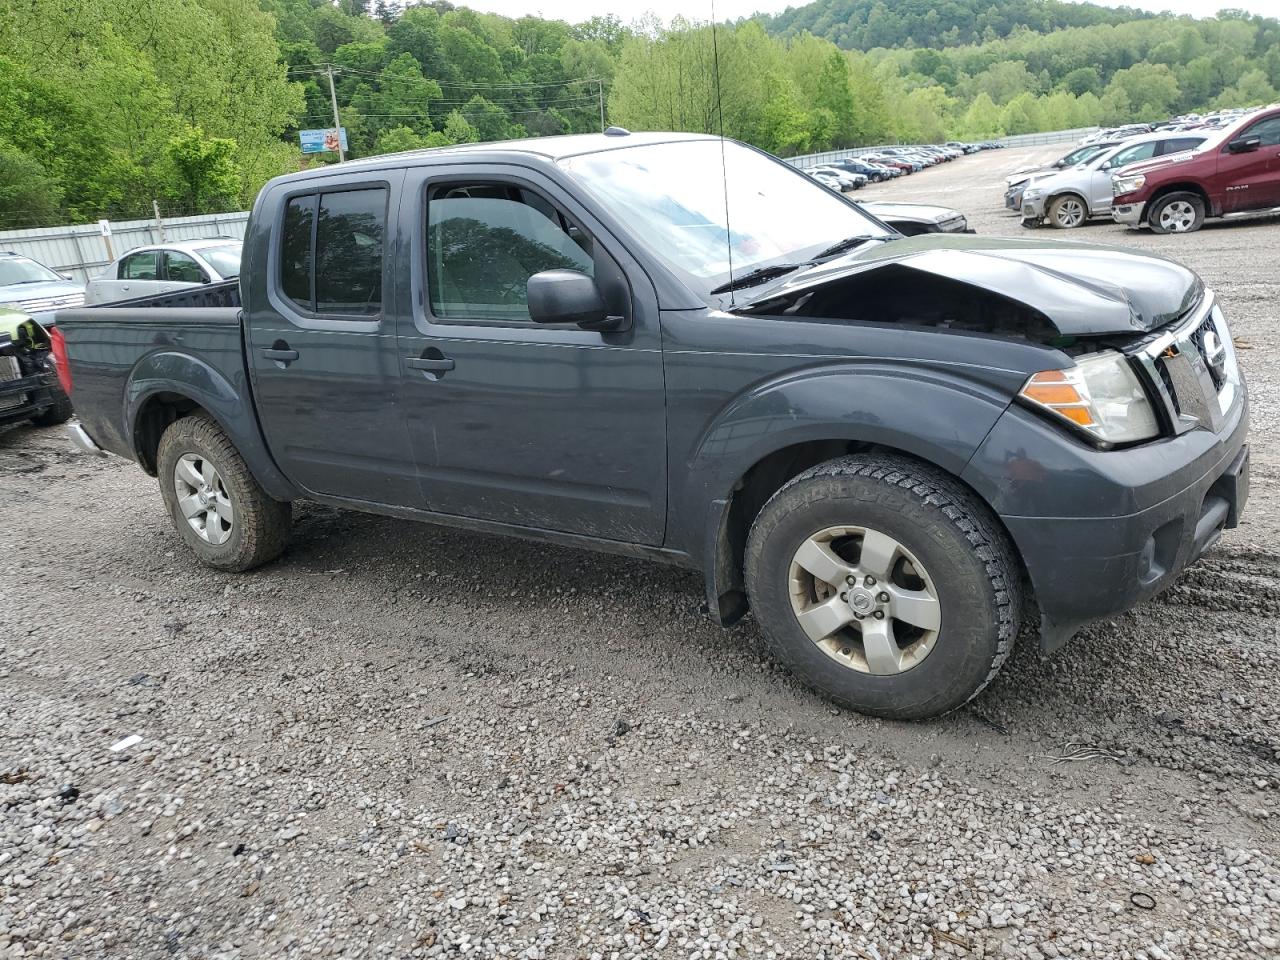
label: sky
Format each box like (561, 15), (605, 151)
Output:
(460, 0), (1279, 24)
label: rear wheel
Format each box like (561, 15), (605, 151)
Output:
(744, 455), (1022, 720)
(1048, 194), (1088, 229)
(1148, 192), (1205, 234)
(156, 414), (291, 571)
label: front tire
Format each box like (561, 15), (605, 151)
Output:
(744, 455), (1023, 720)
(156, 414), (291, 571)
(1047, 194), (1088, 229)
(1148, 192), (1205, 234)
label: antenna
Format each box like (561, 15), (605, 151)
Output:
(710, 0), (734, 306)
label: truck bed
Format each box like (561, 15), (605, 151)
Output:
(54, 280), (247, 464)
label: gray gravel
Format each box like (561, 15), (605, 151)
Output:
(2, 144), (1278, 959)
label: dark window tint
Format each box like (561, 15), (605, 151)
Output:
(119, 251), (159, 281)
(1242, 115), (1280, 147)
(163, 251), (206, 284)
(427, 186), (593, 322)
(315, 189), (386, 316)
(281, 195), (315, 310)
(1160, 137), (1203, 154)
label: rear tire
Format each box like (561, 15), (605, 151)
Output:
(744, 455), (1023, 720)
(31, 388), (73, 426)
(156, 414), (291, 572)
(1148, 192), (1205, 234)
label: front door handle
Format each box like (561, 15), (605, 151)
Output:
(405, 356), (455, 372)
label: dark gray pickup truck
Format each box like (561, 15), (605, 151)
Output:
(53, 131), (1250, 719)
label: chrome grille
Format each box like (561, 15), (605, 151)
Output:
(0, 355), (23, 411)
(15, 292), (84, 313)
(1137, 293), (1240, 436)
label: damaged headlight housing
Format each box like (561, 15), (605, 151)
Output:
(1112, 173), (1145, 195)
(1019, 350), (1160, 446)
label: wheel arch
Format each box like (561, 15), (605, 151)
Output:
(1045, 190), (1091, 221)
(696, 371), (1024, 632)
(1145, 182), (1213, 221)
(125, 353), (297, 500)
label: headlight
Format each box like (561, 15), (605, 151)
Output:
(1019, 350), (1160, 445)
(1113, 173), (1145, 195)
(1022, 188), (1043, 200)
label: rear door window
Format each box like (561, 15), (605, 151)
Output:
(119, 251), (159, 281)
(278, 187), (387, 318)
(162, 251), (206, 284)
(1159, 137), (1204, 155)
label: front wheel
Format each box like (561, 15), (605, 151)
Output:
(744, 455), (1023, 720)
(156, 414), (291, 571)
(1148, 192), (1205, 234)
(1048, 194), (1088, 229)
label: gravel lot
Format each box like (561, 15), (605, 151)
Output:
(2, 144), (1278, 960)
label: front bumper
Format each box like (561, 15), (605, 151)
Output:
(962, 293), (1249, 655)
(1112, 201), (1146, 227)
(0, 370), (58, 424)
(962, 302), (1250, 653)
(1019, 194), (1046, 222)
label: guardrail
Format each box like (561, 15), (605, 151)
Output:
(0, 211), (250, 285)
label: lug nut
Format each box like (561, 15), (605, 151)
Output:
(864, 575), (876, 586)
(840, 593), (848, 602)
(854, 612), (864, 620)
(846, 575), (856, 585)
(877, 592), (890, 603)
(873, 611), (885, 620)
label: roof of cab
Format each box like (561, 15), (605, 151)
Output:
(267, 131), (720, 187)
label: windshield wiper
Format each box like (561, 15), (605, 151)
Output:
(811, 235), (890, 261)
(709, 262), (805, 296)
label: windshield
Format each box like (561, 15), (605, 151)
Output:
(196, 243), (242, 279)
(559, 139), (890, 297)
(0, 256), (63, 287)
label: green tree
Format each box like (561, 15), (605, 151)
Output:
(163, 127), (241, 213)
(0, 147), (64, 228)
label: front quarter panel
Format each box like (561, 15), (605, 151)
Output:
(661, 309), (1043, 561)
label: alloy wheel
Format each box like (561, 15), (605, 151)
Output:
(787, 525), (942, 676)
(173, 452), (234, 545)
(1053, 197), (1086, 228)
(1158, 200), (1197, 232)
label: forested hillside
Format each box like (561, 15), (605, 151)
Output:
(1, 0), (1279, 230)
(762, 0), (1149, 50)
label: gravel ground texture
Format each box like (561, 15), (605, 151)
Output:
(2, 143), (1278, 960)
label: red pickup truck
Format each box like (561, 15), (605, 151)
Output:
(1112, 106), (1280, 233)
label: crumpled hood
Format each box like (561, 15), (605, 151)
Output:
(743, 233), (1202, 335)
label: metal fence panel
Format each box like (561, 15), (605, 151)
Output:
(0, 212), (250, 285)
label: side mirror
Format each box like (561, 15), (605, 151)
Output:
(527, 270), (625, 331)
(59, 272), (74, 281)
(1228, 135), (1261, 154)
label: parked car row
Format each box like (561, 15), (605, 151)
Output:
(1010, 103), (1280, 234)
(804, 141), (1001, 194)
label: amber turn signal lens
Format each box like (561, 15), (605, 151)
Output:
(1019, 369), (1096, 428)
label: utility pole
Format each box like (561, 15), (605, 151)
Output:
(326, 64), (346, 162)
(597, 79), (605, 133)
